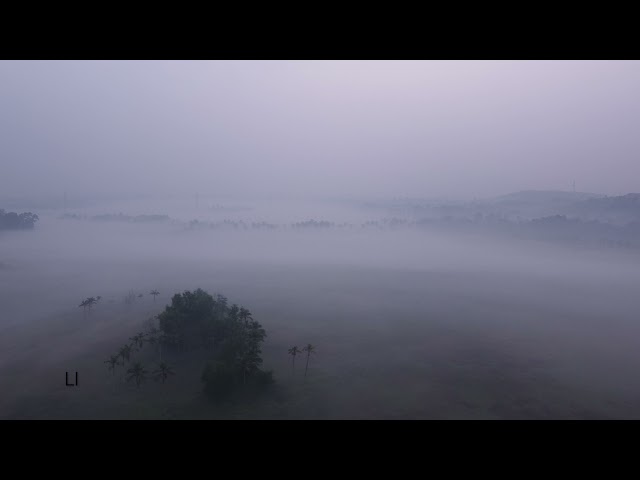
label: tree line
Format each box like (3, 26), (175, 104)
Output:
(0, 209), (39, 230)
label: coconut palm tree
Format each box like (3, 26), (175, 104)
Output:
(104, 355), (119, 375)
(288, 346), (301, 376)
(129, 332), (145, 350)
(79, 299), (89, 316)
(150, 290), (160, 302)
(126, 362), (148, 388)
(137, 294), (144, 299)
(153, 362), (175, 384)
(302, 344), (316, 378)
(86, 297), (97, 313)
(119, 344), (132, 365)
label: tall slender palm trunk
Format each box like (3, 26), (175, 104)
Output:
(304, 353), (310, 378)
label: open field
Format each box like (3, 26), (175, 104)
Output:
(2, 225), (640, 419)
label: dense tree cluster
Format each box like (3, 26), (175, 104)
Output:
(156, 289), (273, 400)
(102, 288), (274, 401)
(0, 209), (39, 230)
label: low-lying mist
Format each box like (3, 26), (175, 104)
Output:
(3, 60), (640, 419)
(2, 200), (640, 419)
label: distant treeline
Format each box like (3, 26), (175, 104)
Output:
(413, 214), (640, 250)
(61, 213), (171, 223)
(185, 214), (640, 250)
(0, 209), (39, 230)
(57, 210), (640, 251)
(372, 192), (640, 225)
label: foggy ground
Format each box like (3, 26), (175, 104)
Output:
(2, 213), (640, 419)
(3, 60), (640, 420)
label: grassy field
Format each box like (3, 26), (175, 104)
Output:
(2, 256), (640, 419)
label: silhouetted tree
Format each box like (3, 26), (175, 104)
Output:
(86, 297), (97, 313)
(79, 299), (89, 316)
(119, 344), (132, 365)
(150, 290), (160, 302)
(126, 362), (148, 388)
(302, 344), (316, 378)
(153, 362), (175, 384)
(129, 332), (145, 350)
(154, 288), (273, 399)
(79, 297), (97, 317)
(288, 346), (301, 376)
(157, 289), (217, 351)
(215, 294), (228, 311)
(239, 307), (252, 326)
(105, 355), (119, 375)
(229, 304), (240, 322)
(237, 346), (262, 385)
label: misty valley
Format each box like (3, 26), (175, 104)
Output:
(1, 191), (640, 419)
(3, 59), (640, 421)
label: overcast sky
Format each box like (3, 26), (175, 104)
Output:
(1, 60), (639, 201)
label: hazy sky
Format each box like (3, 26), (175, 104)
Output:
(1, 60), (639, 200)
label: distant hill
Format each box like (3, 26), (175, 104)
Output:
(578, 193), (640, 210)
(472, 190), (604, 220)
(486, 190), (604, 205)
(571, 193), (640, 224)
(481, 191), (640, 225)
